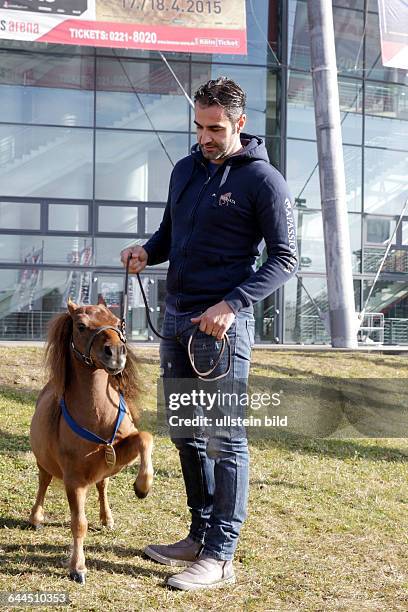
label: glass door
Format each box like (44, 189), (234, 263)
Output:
(93, 272), (166, 342)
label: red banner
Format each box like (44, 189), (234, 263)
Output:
(378, 0), (408, 69)
(0, 0), (247, 55)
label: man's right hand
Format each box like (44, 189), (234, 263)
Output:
(120, 245), (148, 274)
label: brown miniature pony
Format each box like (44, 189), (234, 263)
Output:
(29, 300), (153, 584)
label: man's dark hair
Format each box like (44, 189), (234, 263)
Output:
(194, 77), (246, 123)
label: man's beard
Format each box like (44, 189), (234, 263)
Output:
(200, 143), (228, 160)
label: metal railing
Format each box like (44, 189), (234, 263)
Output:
(0, 310), (60, 340)
(384, 318), (408, 345)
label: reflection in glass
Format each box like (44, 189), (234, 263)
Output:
(0, 202), (41, 230)
(364, 148), (408, 215)
(95, 131), (188, 202)
(0, 50), (94, 88)
(94, 237), (144, 267)
(365, 82), (408, 151)
(284, 276), (361, 344)
(0, 85), (94, 127)
(402, 222), (408, 246)
(284, 275), (330, 344)
(287, 139), (362, 212)
(0, 51), (94, 126)
(0, 234), (93, 266)
(0, 125), (93, 199)
(287, 71), (363, 144)
(96, 57), (190, 131)
(365, 217), (396, 245)
(98, 206), (138, 234)
(288, 2), (364, 75)
(363, 279), (408, 344)
(49, 204), (89, 232)
(295, 210), (361, 272)
(145, 207), (165, 235)
(0, 267), (103, 340)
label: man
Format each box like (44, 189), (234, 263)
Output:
(121, 77), (297, 591)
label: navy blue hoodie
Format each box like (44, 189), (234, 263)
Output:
(143, 133), (298, 314)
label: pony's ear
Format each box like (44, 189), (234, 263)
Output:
(97, 294), (107, 307)
(67, 298), (78, 315)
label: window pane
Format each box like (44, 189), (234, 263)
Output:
(94, 237), (144, 267)
(98, 206), (138, 234)
(0, 267), (97, 340)
(145, 207), (165, 235)
(365, 82), (408, 151)
(0, 201), (41, 230)
(363, 217), (406, 275)
(289, 2), (364, 75)
(48, 204), (89, 232)
(296, 210), (361, 272)
(402, 222), (408, 246)
(0, 125), (93, 199)
(96, 58), (190, 131)
(365, 217), (396, 245)
(0, 51), (94, 126)
(287, 139), (362, 212)
(284, 276), (331, 344)
(284, 275), (361, 344)
(364, 148), (408, 215)
(287, 71), (363, 144)
(95, 131), (188, 202)
(363, 280), (408, 344)
(0, 235), (93, 266)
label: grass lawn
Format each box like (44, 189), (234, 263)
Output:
(0, 347), (408, 611)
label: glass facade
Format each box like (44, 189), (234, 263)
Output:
(0, 0), (407, 344)
(287, 0), (408, 344)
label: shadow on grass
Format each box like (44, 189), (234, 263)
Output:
(0, 517), (70, 530)
(250, 432), (408, 463)
(0, 543), (166, 579)
(0, 429), (30, 454)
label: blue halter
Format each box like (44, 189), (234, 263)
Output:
(60, 394), (127, 447)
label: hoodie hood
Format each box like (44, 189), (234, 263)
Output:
(191, 132), (270, 165)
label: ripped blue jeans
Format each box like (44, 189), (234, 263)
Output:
(160, 309), (255, 561)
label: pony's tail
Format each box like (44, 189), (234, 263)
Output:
(45, 312), (72, 400)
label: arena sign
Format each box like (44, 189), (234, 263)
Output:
(0, 0), (247, 54)
(378, 0), (408, 69)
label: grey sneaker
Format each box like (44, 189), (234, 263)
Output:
(166, 556), (235, 591)
(144, 536), (203, 567)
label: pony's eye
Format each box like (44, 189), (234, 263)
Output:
(77, 324), (86, 332)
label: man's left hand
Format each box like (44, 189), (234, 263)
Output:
(191, 301), (235, 340)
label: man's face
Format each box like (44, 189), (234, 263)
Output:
(194, 102), (246, 164)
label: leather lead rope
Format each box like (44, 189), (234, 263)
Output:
(124, 255), (231, 381)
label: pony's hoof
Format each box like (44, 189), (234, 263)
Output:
(27, 522), (43, 530)
(69, 570), (86, 584)
(133, 482), (149, 499)
(102, 521), (115, 530)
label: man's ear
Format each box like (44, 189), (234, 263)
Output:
(236, 114), (247, 134)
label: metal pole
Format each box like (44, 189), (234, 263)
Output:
(307, 0), (358, 348)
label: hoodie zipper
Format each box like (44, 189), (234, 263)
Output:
(176, 163), (216, 308)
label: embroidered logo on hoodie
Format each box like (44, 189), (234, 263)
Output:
(219, 192), (236, 207)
